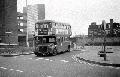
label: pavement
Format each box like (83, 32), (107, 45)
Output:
(0, 47), (34, 57)
(74, 46), (120, 67)
(0, 51), (34, 57)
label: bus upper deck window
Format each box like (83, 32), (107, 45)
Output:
(35, 24), (39, 29)
(44, 24), (48, 28)
(40, 25), (43, 28)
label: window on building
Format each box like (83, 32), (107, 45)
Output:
(20, 23), (23, 26)
(20, 29), (23, 32)
(20, 17), (23, 19)
(18, 23), (20, 26)
(17, 17), (20, 19)
(106, 24), (109, 29)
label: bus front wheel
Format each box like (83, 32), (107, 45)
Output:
(52, 48), (57, 56)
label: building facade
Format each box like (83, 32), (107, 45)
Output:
(17, 4), (45, 46)
(88, 19), (120, 45)
(27, 4), (45, 38)
(17, 12), (27, 46)
(0, 0), (18, 44)
(88, 19), (120, 37)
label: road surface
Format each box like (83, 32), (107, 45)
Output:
(0, 49), (120, 77)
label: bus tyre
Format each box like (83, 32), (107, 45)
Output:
(52, 48), (57, 56)
(34, 52), (39, 56)
(67, 45), (70, 52)
(34, 52), (42, 56)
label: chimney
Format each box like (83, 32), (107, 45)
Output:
(110, 19), (113, 29)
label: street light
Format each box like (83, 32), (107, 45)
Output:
(102, 20), (107, 61)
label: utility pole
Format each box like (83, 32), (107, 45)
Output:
(26, 0), (29, 47)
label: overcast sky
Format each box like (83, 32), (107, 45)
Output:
(17, 0), (120, 36)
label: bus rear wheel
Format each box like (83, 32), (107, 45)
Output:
(67, 45), (70, 52)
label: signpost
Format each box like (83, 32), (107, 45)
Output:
(103, 30), (107, 61)
(98, 20), (108, 61)
(102, 20), (107, 61)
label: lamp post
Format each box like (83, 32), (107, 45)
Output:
(102, 20), (107, 61)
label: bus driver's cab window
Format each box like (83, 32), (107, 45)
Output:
(43, 38), (46, 43)
(57, 37), (60, 43)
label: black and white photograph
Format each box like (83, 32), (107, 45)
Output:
(0, 0), (120, 77)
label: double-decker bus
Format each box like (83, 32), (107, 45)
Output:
(33, 20), (72, 56)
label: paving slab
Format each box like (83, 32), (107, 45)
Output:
(76, 46), (120, 67)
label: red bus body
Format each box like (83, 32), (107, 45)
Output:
(34, 20), (72, 56)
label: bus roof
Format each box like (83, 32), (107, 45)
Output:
(36, 20), (55, 23)
(36, 20), (70, 26)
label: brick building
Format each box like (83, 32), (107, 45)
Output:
(88, 19), (120, 37)
(0, 0), (18, 45)
(88, 19), (120, 45)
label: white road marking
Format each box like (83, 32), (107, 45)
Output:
(45, 59), (49, 61)
(47, 76), (53, 77)
(38, 58), (44, 59)
(60, 60), (65, 61)
(36, 58), (43, 60)
(35, 59), (39, 60)
(0, 67), (7, 69)
(19, 70), (23, 72)
(60, 60), (69, 63)
(49, 60), (53, 61)
(64, 61), (69, 62)
(16, 70), (23, 72)
(10, 69), (14, 71)
(0, 67), (3, 68)
(2, 67), (7, 69)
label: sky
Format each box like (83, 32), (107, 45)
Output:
(17, 0), (120, 36)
